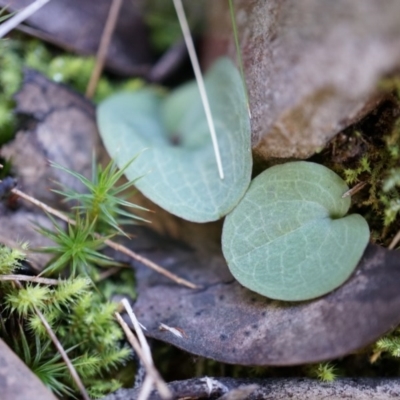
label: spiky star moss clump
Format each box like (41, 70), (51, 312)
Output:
(0, 252), (131, 398)
(0, 157), (146, 397)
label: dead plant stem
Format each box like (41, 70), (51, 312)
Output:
(86, 0), (123, 98)
(9, 186), (198, 289)
(115, 311), (171, 400)
(0, 274), (60, 285)
(0, 0), (52, 38)
(389, 230), (400, 249)
(33, 305), (90, 400)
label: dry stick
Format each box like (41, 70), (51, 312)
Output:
(121, 298), (169, 400)
(10, 186), (198, 289)
(97, 265), (124, 281)
(121, 298), (151, 361)
(0, 0), (52, 38)
(115, 312), (172, 400)
(0, 274), (60, 285)
(389, 230), (400, 250)
(138, 375), (156, 400)
(13, 281), (90, 400)
(172, 0), (224, 180)
(103, 237), (197, 288)
(34, 306), (90, 400)
(342, 181), (367, 198)
(86, 0), (123, 98)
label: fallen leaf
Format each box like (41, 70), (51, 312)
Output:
(0, 0), (152, 76)
(113, 226), (400, 366)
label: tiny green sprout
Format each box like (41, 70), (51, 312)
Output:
(36, 213), (115, 277)
(28, 311), (58, 338)
(315, 362), (338, 382)
(52, 277), (91, 308)
(344, 168), (360, 185)
(88, 379), (123, 399)
(6, 284), (50, 315)
(376, 334), (400, 357)
(0, 242), (28, 275)
(50, 156), (149, 236)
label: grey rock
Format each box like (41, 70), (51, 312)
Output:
(103, 377), (400, 400)
(205, 0), (400, 160)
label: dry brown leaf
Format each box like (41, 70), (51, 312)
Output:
(112, 225), (400, 366)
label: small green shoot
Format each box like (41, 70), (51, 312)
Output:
(35, 213), (114, 278)
(0, 242), (28, 274)
(314, 362), (338, 382)
(0, 244), (131, 398)
(50, 156), (149, 236)
(375, 330), (400, 358)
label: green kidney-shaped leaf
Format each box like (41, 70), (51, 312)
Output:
(97, 58), (252, 222)
(222, 162), (370, 301)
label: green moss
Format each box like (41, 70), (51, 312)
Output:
(0, 36), (144, 145)
(0, 157), (146, 397)
(316, 94), (400, 246)
(0, 245), (132, 398)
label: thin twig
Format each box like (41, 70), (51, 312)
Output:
(172, 0), (224, 180)
(103, 237), (197, 289)
(86, 0), (123, 98)
(138, 375), (155, 400)
(389, 230), (400, 250)
(0, 274), (60, 285)
(34, 306), (90, 400)
(9, 186), (198, 289)
(13, 187), (71, 222)
(0, 0), (52, 38)
(13, 281), (90, 400)
(97, 265), (125, 281)
(122, 299), (170, 400)
(115, 311), (172, 400)
(342, 181), (367, 198)
(122, 299), (151, 360)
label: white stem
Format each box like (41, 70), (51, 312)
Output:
(172, 0), (224, 180)
(0, 0), (52, 38)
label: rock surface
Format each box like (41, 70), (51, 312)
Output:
(205, 0), (400, 161)
(103, 377), (400, 400)
(1, 69), (102, 211)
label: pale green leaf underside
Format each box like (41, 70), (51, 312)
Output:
(97, 57), (252, 222)
(222, 162), (370, 301)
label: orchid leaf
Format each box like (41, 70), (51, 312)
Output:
(222, 161), (370, 301)
(97, 57), (252, 222)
